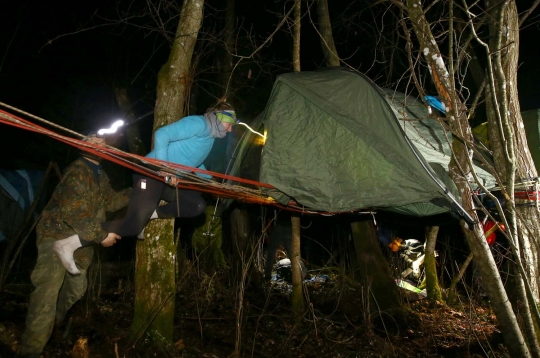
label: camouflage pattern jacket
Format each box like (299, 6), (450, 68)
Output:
(37, 157), (131, 246)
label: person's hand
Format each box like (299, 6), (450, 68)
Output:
(101, 233), (121, 247)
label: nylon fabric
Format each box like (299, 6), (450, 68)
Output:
(520, 109), (540, 174)
(386, 90), (496, 189)
(261, 84), (441, 211)
(260, 69), (457, 215)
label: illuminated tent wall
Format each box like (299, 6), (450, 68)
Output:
(473, 109), (540, 174)
(522, 109), (540, 172)
(258, 68), (494, 217)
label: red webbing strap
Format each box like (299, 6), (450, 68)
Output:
(0, 108), (353, 214)
(514, 191), (539, 200)
(0, 109), (276, 188)
(0, 108), (290, 208)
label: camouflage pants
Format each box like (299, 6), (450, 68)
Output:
(20, 240), (93, 355)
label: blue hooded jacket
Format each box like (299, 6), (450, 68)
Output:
(146, 115), (214, 177)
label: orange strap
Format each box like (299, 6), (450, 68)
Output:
(0, 108), (347, 215)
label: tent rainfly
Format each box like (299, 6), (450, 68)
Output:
(259, 68), (495, 219)
(0, 169), (44, 242)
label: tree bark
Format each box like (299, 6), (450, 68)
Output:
(229, 207), (253, 356)
(114, 87), (146, 155)
(219, 0), (235, 99)
(154, 0), (204, 127)
(130, 0), (204, 348)
(289, 0), (304, 317)
(447, 253), (473, 305)
(483, 1), (540, 354)
(484, 0), (540, 302)
(230, 208), (252, 280)
(130, 220), (176, 345)
(316, 0), (339, 67)
(425, 226), (443, 305)
(292, 0), (301, 72)
(291, 215), (305, 316)
(351, 220), (402, 315)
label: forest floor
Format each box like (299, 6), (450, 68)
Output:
(0, 261), (508, 358)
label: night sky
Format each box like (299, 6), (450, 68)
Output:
(1, 1), (539, 170)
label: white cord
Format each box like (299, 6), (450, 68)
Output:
(238, 122), (266, 139)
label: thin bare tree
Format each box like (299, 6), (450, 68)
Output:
(316, 0), (339, 67)
(290, 0), (305, 317)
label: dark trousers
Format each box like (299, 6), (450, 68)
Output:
(103, 174), (206, 237)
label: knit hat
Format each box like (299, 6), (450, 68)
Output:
(216, 110), (238, 124)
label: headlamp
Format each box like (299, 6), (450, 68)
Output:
(97, 120), (125, 137)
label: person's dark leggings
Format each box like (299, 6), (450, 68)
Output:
(103, 173), (206, 237)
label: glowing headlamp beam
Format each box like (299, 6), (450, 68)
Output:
(97, 120), (125, 136)
(238, 122), (266, 140)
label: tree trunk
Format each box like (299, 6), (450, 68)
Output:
(230, 208), (252, 280)
(289, 0), (304, 317)
(229, 207), (253, 356)
(114, 87), (146, 155)
(425, 226), (443, 305)
(467, 227), (532, 357)
(219, 0), (235, 100)
(291, 215), (305, 316)
(292, 0), (301, 72)
(404, 1), (531, 356)
(484, 0), (540, 302)
(350, 220), (402, 315)
(130, 0), (204, 348)
(130, 220), (176, 345)
(316, 0), (339, 67)
(154, 0), (204, 126)
(447, 253), (473, 305)
(483, 1), (540, 354)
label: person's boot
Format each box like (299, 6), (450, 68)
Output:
(53, 234), (82, 275)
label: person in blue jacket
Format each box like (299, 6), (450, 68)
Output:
(103, 101), (237, 239)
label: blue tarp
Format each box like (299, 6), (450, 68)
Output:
(0, 169), (44, 242)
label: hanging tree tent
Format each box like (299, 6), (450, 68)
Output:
(257, 68), (495, 218)
(0, 68), (500, 219)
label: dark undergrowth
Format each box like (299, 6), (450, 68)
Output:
(0, 260), (508, 358)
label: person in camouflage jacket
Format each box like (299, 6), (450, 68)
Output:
(19, 135), (131, 358)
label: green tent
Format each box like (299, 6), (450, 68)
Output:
(521, 109), (540, 173)
(473, 109), (540, 174)
(259, 68), (494, 218)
